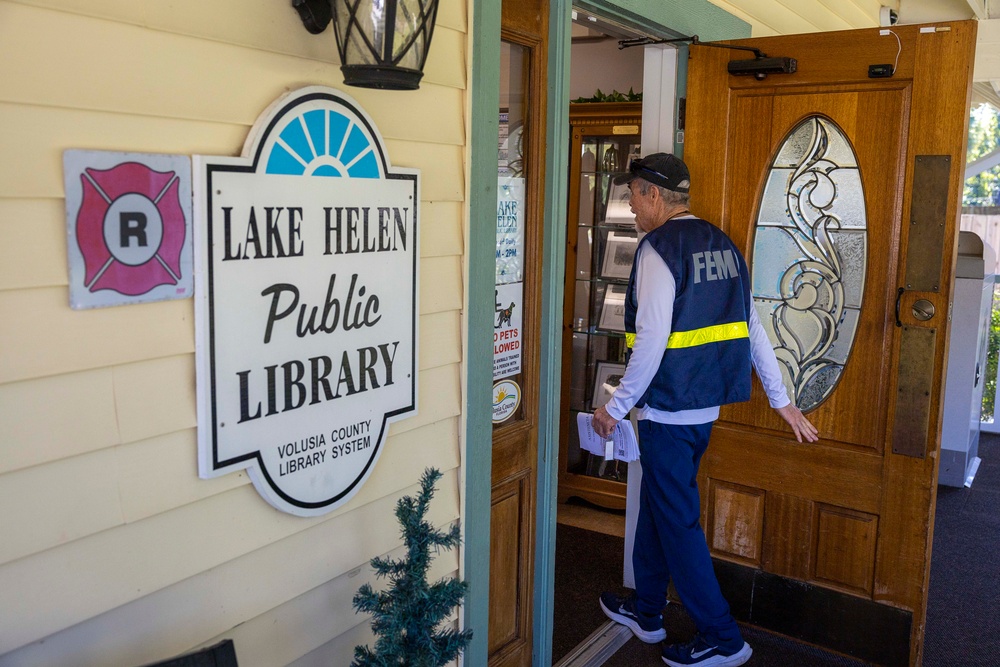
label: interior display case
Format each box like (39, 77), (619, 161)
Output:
(558, 102), (641, 510)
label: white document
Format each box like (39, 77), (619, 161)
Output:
(576, 412), (640, 462)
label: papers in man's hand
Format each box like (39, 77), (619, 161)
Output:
(577, 412), (639, 462)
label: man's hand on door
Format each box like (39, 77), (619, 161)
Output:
(775, 404), (819, 443)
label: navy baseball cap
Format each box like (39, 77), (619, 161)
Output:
(613, 153), (690, 193)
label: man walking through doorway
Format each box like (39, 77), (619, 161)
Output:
(592, 153), (818, 667)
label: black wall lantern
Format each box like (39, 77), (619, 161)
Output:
(292, 0), (440, 90)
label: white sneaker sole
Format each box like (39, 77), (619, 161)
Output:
(661, 642), (752, 667)
(599, 598), (667, 643)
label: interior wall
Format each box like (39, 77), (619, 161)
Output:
(570, 38), (645, 100)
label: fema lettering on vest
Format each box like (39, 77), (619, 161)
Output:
(691, 250), (740, 284)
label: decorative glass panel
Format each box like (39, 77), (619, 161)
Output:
(752, 116), (867, 412)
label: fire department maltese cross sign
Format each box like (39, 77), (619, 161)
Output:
(63, 150), (193, 309)
(194, 86), (419, 516)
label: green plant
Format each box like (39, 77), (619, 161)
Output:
(982, 284), (1000, 421)
(572, 87), (642, 103)
(351, 468), (472, 667)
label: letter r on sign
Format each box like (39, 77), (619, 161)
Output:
(120, 212), (148, 247)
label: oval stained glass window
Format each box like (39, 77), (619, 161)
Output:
(751, 116), (867, 412)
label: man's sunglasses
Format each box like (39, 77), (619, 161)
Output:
(630, 161), (672, 184)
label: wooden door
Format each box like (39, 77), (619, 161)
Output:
(488, 0), (547, 665)
(685, 22), (976, 667)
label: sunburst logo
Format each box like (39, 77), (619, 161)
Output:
(260, 106), (383, 178)
(492, 380), (521, 424)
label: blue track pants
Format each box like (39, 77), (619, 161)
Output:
(632, 420), (742, 646)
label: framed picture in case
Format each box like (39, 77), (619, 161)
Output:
(598, 285), (627, 332)
(603, 180), (634, 225)
(600, 230), (638, 280)
(592, 360), (626, 410)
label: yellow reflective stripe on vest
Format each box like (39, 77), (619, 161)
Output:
(624, 322), (749, 350)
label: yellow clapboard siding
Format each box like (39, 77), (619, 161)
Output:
(420, 311), (462, 370)
(0, 5), (470, 667)
(420, 200), (464, 258)
(0, 394), (458, 569)
(0, 447), (122, 566)
(0, 370), (459, 564)
(0, 102), (247, 199)
(0, 368), (120, 475)
(118, 417), (458, 525)
(389, 141), (465, 201)
(115, 430), (249, 525)
(199, 555), (459, 667)
(0, 287), (195, 384)
(0, 198), (66, 291)
(0, 478), (459, 667)
(385, 363), (462, 435)
(421, 255), (463, 315)
(5, 0), (466, 74)
(422, 24), (468, 88)
(437, 0), (468, 32)
(287, 618), (381, 667)
(0, 469), (459, 653)
(0, 104), (464, 202)
(113, 354), (197, 445)
(0, 4), (465, 136)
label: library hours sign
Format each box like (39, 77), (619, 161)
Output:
(194, 87), (419, 516)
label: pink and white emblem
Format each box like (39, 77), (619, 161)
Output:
(64, 151), (192, 309)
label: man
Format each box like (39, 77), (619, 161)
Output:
(592, 153), (818, 667)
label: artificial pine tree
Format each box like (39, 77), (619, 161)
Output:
(351, 468), (473, 667)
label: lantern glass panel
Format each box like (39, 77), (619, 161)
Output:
(346, 25), (375, 64)
(393, 0), (423, 61)
(329, 0), (439, 89)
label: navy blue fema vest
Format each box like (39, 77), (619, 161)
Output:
(624, 217), (753, 411)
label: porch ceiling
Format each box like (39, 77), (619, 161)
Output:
(705, 0), (997, 104)
(705, 0), (987, 37)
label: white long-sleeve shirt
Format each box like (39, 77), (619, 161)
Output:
(605, 225), (790, 425)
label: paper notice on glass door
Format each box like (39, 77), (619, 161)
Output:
(496, 178), (524, 284)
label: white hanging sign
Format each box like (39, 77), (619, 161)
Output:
(194, 86), (419, 516)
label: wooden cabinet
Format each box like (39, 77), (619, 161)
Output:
(558, 102), (641, 510)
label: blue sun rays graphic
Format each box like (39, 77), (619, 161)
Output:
(265, 108), (382, 178)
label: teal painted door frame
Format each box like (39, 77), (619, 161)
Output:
(464, 2), (749, 665)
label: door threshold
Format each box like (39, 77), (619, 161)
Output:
(553, 621), (632, 667)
